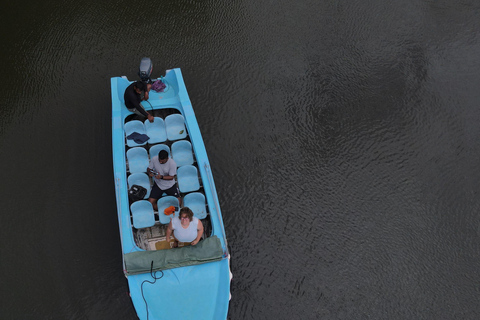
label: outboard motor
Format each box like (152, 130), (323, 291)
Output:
(138, 57), (153, 83)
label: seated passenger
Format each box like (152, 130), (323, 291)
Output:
(147, 150), (182, 210)
(166, 207), (204, 246)
(124, 80), (154, 122)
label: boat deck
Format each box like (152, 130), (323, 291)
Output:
(124, 107), (213, 251)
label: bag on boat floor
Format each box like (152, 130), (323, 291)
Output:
(151, 79), (166, 92)
(129, 185), (147, 202)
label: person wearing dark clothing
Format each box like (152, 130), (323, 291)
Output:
(124, 81), (154, 122)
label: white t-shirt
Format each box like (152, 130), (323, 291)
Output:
(171, 216), (199, 242)
(148, 156), (177, 190)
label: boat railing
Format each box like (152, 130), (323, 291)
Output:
(114, 174), (127, 275)
(204, 162), (229, 258)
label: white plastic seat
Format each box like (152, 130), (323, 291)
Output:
(125, 120), (148, 147)
(183, 192), (207, 219)
(157, 196), (179, 224)
(177, 165), (200, 193)
(149, 144), (171, 159)
(171, 140), (194, 167)
(127, 173), (151, 200)
(130, 200), (155, 229)
(144, 117), (167, 144)
(127, 147), (149, 174)
(165, 114), (187, 141)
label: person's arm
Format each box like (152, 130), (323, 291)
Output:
(144, 83), (152, 100)
(147, 163), (156, 177)
(137, 101), (154, 122)
(149, 169), (162, 179)
(166, 220), (173, 242)
(134, 100), (149, 117)
(191, 220), (204, 246)
(157, 174), (174, 180)
(158, 165), (176, 180)
(145, 83), (154, 122)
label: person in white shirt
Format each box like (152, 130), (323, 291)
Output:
(166, 207), (204, 246)
(147, 150), (182, 210)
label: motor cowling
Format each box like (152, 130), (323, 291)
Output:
(138, 57), (153, 82)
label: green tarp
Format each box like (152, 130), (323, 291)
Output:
(124, 236), (224, 275)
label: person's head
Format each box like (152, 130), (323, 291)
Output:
(133, 81), (146, 94)
(158, 150), (169, 164)
(179, 207), (194, 222)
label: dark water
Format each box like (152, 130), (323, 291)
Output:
(1, 0), (480, 319)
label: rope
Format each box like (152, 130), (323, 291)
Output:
(144, 100), (154, 111)
(140, 261), (164, 320)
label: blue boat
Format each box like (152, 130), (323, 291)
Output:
(111, 66), (232, 319)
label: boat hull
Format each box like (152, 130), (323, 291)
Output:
(111, 68), (231, 319)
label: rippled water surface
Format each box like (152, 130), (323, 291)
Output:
(1, 0), (480, 319)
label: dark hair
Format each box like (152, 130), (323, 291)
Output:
(158, 150), (169, 160)
(134, 81), (146, 91)
(179, 207), (194, 221)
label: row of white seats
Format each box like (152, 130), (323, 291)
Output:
(127, 140), (194, 173)
(125, 114), (187, 147)
(130, 193), (208, 229)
